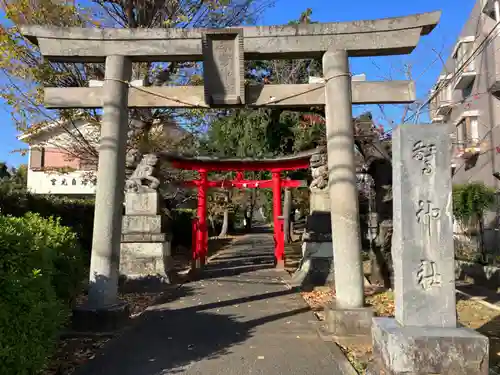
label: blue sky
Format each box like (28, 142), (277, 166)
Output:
(0, 0), (474, 167)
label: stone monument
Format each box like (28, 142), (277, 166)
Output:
(290, 148), (335, 287)
(121, 153), (175, 282)
(368, 124), (489, 375)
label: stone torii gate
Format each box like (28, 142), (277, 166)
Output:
(20, 11), (439, 328)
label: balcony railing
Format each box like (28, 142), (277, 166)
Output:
(454, 140), (481, 159)
(453, 37), (477, 90)
(436, 83), (453, 116)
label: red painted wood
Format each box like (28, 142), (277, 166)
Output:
(192, 218), (198, 260)
(197, 170), (208, 265)
(170, 158), (309, 171)
(186, 168), (306, 268)
(272, 172), (284, 263)
(182, 179), (306, 189)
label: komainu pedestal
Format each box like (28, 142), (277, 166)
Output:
(290, 154), (335, 290)
(120, 191), (174, 282)
(368, 124), (489, 375)
(291, 150), (334, 287)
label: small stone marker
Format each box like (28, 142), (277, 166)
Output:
(392, 123), (456, 328)
(368, 123), (489, 375)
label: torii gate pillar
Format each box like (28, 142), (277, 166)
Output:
(323, 50), (365, 309)
(88, 56), (131, 309)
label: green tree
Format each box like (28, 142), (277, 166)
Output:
(0, 162), (9, 180)
(0, 0), (275, 164)
(453, 182), (497, 261)
(1, 0), (275, 213)
(0, 163), (29, 192)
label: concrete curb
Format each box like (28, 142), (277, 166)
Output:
(280, 270), (363, 375)
(456, 289), (500, 312)
(321, 339), (360, 375)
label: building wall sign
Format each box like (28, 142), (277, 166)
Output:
(27, 170), (97, 195)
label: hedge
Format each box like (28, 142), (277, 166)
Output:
(0, 213), (85, 375)
(0, 185), (94, 261)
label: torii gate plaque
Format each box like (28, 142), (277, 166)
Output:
(20, 11), (440, 332)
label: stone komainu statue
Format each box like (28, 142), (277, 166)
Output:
(125, 153), (160, 192)
(309, 149), (328, 190)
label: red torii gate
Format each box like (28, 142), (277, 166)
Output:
(161, 151), (315, 269)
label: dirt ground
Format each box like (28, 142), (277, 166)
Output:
(300, 259), (500, 374)
(300, 287), (500, 374)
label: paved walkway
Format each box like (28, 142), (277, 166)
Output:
(76, 232), (337, 375)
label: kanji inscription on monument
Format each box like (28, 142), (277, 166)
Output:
(392, 124), (456, 328)
(416, 260), (441, 290)
(416, 200), (441, 224)
(412, 140), (436, 175)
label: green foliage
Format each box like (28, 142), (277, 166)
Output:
(452, 182), (496, 224)
(20, 213), (86, 304)
(0, 213), (84, 375)
(0, 162), (9, 180)
(0, 184), (95, 258)
(204, 110), (273, 158)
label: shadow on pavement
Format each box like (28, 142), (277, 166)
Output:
(74, 288), (307, 375)
(150, 288), (296, 312)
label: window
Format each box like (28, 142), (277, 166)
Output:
(456, 115), (479, 148)
(29, 147), (45, 170)
(462, 81), (474, 99)
(454, 39), (475, 73)
(438, 81), (452, 104)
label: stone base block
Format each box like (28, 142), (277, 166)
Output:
(275, 257), (285, 269)
(368, 317), (489, 375)
(122, 215), (162, 234)
(310, 188), (330, 213)
(188, 258), (206, 280)
(124, 191), (160, 215)
(71, 302), (129, 333)
(290, 254), (334, 287)
(302, 241), (333, 258)
(121, 233), (167, 242)
(120, 241), (174, 279)
(325, 304), (373, 339)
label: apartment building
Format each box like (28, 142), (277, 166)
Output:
(429, 0), (500, 249)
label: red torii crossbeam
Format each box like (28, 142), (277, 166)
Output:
(183, 179), (307, 189)
(161, 150), (315, 270)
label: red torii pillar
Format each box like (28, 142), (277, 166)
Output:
(272, 171), (284, 268)
(195, 169), (208, 268)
